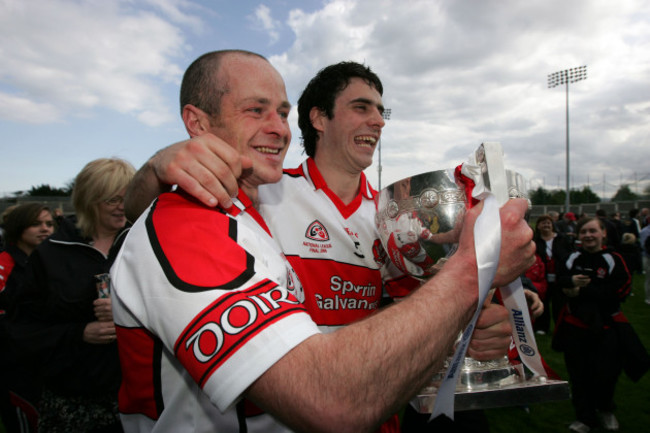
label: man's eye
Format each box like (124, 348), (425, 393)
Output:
(279, 111), (289, 119)
(249, 107), (263, 114)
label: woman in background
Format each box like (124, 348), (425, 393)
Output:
(533, 214), (574, 334)
(554, 217), (634, 433)
(1, 203), (55, 433)
(11, 158), (135, 433)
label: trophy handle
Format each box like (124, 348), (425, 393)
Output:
(476, 142), (510, 206)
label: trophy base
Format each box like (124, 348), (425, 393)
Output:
(412, 376), (570, 413)
(412, 356), (570, 413)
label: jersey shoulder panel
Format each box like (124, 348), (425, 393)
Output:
(148, 192), (254, 291)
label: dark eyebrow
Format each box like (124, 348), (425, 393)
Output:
(244, 97), (292, 110)
(349, 97), (384, 115)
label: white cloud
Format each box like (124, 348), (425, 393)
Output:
(1, 0), (648, 198)
(250, 4), (281, 45)
(0, 92), (61, 123)
(272, 0), (650, 196)
(0, 0), (190, 126)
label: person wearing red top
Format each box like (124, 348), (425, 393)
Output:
(533, 214), (574, 334)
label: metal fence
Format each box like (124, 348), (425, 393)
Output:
(528, 199), (650, 219)
(2, 196), (649, 221)
(0, 196), (75, 216)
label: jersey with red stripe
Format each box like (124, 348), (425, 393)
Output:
(258, 158), (417, 333)
(110, 190), (320, 433)
(0, 250), (16, 293)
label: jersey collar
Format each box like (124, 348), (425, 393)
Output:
(225, 189), (272, 236)
(303, 157), (376, 219)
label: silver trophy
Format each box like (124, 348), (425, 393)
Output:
(375, 144), (569, 413)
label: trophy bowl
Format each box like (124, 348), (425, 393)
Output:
(375, 169), (530, 280)
(375, 169), (466, 280)
(376, 168), (569, 412)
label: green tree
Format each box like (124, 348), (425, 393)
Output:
(611, 184), (639, 202)
(27, 184), (70, 197)
(571, 186), (600, 204)
(528, 187), (569, 205)
(529, 187), (553, 205)
(549, 189), (566, 205)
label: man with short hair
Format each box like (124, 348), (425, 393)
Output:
(115, 50), (534, 433)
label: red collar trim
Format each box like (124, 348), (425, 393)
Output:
(304, 158), (375, 219)
(224, 189), (272, 236)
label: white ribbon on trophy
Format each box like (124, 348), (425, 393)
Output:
(430, 142), (546, 421)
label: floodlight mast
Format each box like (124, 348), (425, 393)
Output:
(378, 108), (391, 191)
(547, 65), (587, 213)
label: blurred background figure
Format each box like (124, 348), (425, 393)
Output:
(618, 233), (641, 276)
(625, 208), (642, 240)
(533, 214), (574, 333)
(1, 203), (55, 433)
(608, 211), (626, 244)
(10, 158), (134, 433)
(639, 223), (650, 305)
(553, 217), (648, 433)
(640, 208), (649, 228)
(556, 212), (578, 243)
(595, 209), (620, 251)
(548, 210), (560, 231)
(523, 251), (547, 333)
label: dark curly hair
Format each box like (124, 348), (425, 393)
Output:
(297, 61), (383, 158)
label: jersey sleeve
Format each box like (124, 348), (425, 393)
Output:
(111, 192), (320, 413)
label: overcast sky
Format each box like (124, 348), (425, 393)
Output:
(1, 0), (649, 199)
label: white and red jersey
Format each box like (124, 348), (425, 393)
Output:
(110, 190), (320, 433)
(258, 158), (417, 333)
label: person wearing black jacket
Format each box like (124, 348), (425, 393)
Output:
(533, 214), (574, 333)
(554, 217), (648, 433)
(1, 203), (55, 433)
(10, 158), (134, 433)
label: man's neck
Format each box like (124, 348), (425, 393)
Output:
(313, 156), (362, 205)
(240, 185), (260, 209)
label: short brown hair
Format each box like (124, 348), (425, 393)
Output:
(179, 50), (267, 118)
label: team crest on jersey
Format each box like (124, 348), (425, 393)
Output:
(306, 220), (330, 241)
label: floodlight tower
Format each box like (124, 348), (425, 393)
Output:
(377, 108), (391, 191)
(547, 65), (587, 213)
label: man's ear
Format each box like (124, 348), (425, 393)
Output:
(309, 106), (326, 133)
(182, 104), (212, 137)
